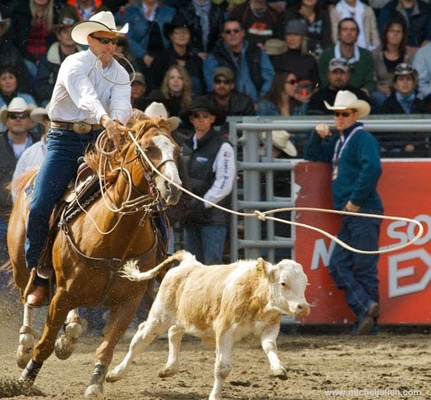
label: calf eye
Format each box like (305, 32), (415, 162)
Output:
(280, 282), (290, 290)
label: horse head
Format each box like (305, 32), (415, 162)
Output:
(123, 115), (182, 206)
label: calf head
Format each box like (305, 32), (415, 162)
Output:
(259, 258), (310, 317)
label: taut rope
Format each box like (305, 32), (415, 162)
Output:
(129, 131), (424, 255)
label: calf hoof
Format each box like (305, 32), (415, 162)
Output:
(84, 384), (104, 400)
(158, 366), (179, 378)
(273, 366), (288, 380)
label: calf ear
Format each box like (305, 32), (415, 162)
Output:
(257, 258), (275, 280)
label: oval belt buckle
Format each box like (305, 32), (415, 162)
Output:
(73, 122), (92, 134)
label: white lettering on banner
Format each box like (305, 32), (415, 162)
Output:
(311, 239), (335, 270)
(386, 214), (431, 248)
(309, 214), (431, 297)
(388, 249), (431, 298)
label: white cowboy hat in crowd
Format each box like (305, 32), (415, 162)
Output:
(261, 130), (298, 157)
(324, 90), (371, 119)
(71, 11), (129, 45)
(30, 102), (51, 124)
(144, 102), (180, 131)
(0, 97), (36, 124)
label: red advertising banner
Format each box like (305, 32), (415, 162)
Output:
(294, 160), (431, 324)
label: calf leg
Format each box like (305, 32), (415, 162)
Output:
(158, 325), (184, 377)
(210, 329), (234, 400)
(106, 316), (170, 383)
(261, 324), (287, 380)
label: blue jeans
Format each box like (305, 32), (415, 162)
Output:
(184, 224), (227, 264)
(329, 209), (382, 320)
(25, 128), (100, 284)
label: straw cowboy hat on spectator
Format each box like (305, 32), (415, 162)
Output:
(30, 102), (51, 125)
(71, 11), (129, 45)
(261, 130), (298, 157)
(144, 102), (180, 131)
(0, 97), (36, 124)
(324, 90), (371, 119)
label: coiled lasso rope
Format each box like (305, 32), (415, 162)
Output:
(128, 131), (425, 255)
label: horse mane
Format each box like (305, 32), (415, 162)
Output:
(83, 115), (173, 182)
(9, 168), (39, 194)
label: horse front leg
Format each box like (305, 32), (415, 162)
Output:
(17, 304), (35, 369)
(55, 308), (83, 360)
(19, 289), (72, 387)
(85, 301), (140, 399)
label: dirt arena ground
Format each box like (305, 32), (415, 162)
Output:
(1, 293), (431, 400)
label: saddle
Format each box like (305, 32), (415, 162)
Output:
(35, 163), (100, 280)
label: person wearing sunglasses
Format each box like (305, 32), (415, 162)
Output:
(177, 97), (236, 265)
(304, 90), (383, 336)
(308, 57), (369, 115)
(24, 11), (133, 307)
(0, 97), (37, 283)
(197, 66), (255, 136)
(203, 18), (275, 104)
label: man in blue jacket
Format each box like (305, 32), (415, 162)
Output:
(304, 90), (383, 336)
(203, 18), (275, 104)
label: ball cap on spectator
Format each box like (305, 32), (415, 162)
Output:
(130, 72), (146, 86)
(393, 63), (416, 82)
(285, 19), (307, 35)
(213, 66), (234, 81)
(328, 58), (349, 72)
(30, 102), (51, 124)
(53, 16), (78, 34)
(261, 130), (297, 157)
(144, 102), (180, 131)
(71, 11), (129, 45)
(0, 98), (36, 124)
(0, 12), (11, 36)
(324, 90), (371, 118)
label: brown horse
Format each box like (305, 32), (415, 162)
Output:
(7, 115), (182, 399)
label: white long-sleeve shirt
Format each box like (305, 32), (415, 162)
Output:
(191, 136), (236, 208)
(49, 49), (132, 124)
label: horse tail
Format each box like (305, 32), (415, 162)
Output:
(120, 250), (190, 282)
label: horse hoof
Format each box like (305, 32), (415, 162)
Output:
(273, 366), (288, 380)
(16, 346), (33, 369)
(84, 384), (104, 399)
(54, 335), (76, 360)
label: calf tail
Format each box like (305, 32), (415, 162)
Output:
(120, 250), (189, 282)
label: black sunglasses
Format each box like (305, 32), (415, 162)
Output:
(192, 112), (211, 119)
(334, 111), (354, 117)
(224, 29), (240, 35)
(214, 77), (231, 85)
(90, 35), (119, 45)
(285, 79), (298, 85)
(7, 112), (29, 120)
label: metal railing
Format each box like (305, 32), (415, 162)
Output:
(228, 115), (431, 263)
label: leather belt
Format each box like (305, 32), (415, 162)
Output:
(50, 121), (103, 134)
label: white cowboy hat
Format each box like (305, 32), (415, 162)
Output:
(324, 90), (370, 119)
(30, 102), (50, 124)
(144, 102), (180, 131)
(71, 11), (129, 45)
(0, 97), (36, 124)
(261, 130), (298, 157)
